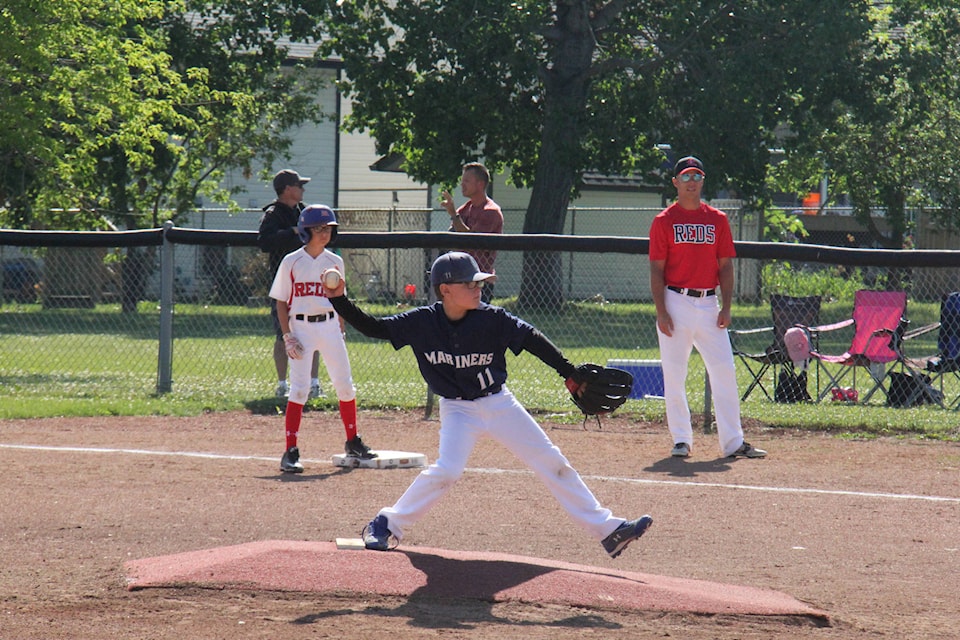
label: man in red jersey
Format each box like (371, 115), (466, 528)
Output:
(649, 156), (767, 460)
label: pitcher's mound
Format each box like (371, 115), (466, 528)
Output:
(124, 540), (826, 620)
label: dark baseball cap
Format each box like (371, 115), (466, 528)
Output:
(674, 156), (705, 176)
(273, 169), (311, 193)
(430, 252), (497, 287)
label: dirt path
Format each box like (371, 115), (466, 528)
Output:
(1, 411), (958, 639)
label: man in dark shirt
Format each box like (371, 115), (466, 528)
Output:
(257, 169), (321, 398)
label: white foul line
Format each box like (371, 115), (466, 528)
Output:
(2, 442), (959, 504)
(466, 467), (960, 504)
(0, 443), (276, 464)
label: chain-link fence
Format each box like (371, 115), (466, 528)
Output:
(4, 206), (960, 418)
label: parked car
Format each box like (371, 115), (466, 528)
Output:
(2, 257), (42, 303)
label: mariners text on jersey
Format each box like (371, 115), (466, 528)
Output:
(424, 350), (495, 368)
(672, 223), (716, 244)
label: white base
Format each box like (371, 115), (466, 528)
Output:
(335, 537), (366, 550)
(332, 450), (427, 469)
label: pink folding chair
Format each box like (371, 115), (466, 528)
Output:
(802, 290), (908, 403)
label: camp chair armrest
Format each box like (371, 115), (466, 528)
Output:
(728, 325), (774, 337)
(902, 321), (940, 342)
(805, 318), (855, 335)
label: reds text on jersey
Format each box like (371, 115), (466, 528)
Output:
(268, 247), (345, 317)
(648, 202), (735, 290)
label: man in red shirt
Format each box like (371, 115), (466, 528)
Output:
(649, 156), (766, 460)
(441, 162), (504, 303)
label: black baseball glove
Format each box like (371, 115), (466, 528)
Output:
(564, 363), (634, 417)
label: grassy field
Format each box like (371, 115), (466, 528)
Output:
(1, 298), (958, 440)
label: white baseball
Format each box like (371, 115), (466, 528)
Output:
(322, 269), (342, 289)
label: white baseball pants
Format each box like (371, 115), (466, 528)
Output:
(657, 288), (745, 456)
(288, 317), (355, 405)
(378, 388), (624, 541)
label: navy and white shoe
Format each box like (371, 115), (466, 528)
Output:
(280, 446), (304, 473)
(671, 442), (691, 458)
(601, 515), (653, 559)
(362, 514), (394, 551)
(729, 442), (767, 458)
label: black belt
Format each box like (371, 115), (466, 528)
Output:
(450, 386), (502, 401)
(667, 286), (715, 298)
(294, 311), (335, 322)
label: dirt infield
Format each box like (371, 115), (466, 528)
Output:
(1, 410), (958, 639)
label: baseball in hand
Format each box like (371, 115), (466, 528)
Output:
(322, 268), (342, 290)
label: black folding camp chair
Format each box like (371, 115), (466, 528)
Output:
(729, 294), (821, 402)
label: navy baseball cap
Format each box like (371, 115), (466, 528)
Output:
(430, 252), (496, 287)
(674, 156), (705, 176)
(273, 169), (311, 194)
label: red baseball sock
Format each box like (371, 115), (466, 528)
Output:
(285, 401), (303, 450)
(340, 399), (357, 440)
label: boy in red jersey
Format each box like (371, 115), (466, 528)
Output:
(649, 156), (766, 460)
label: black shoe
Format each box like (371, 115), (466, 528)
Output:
(345, 435), (378, 459)
(280, 446), (304, 473)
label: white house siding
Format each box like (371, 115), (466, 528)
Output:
(191, 67), (340, 228)
(337, 99), (431, 210)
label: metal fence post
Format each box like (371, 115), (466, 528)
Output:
(702, 370), (713, 433)
(156, 221), (175, 394)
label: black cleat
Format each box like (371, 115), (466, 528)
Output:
(345, 435), (378, 459)
(280, 446), (304, 473)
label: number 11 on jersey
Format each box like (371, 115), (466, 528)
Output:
(477, 368), (494, 390)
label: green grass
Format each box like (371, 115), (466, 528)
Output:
(1, 298), (958, 441)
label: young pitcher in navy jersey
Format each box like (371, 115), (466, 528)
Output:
(323, 251), (653, 558)
(269, 205), (376, 473)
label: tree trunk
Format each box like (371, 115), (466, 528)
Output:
(517, 0), (596, 311)
(518, 147), (576, 311)
(121, 247), (150, 314)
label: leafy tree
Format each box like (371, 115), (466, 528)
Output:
(1, 0), (331, 311)
(320, 0), (869, 307)
(142, 1), (330, 228)
(0, 0), (329, 231)
(0, 1), (174, 229)
(774, 2), (960, 248)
